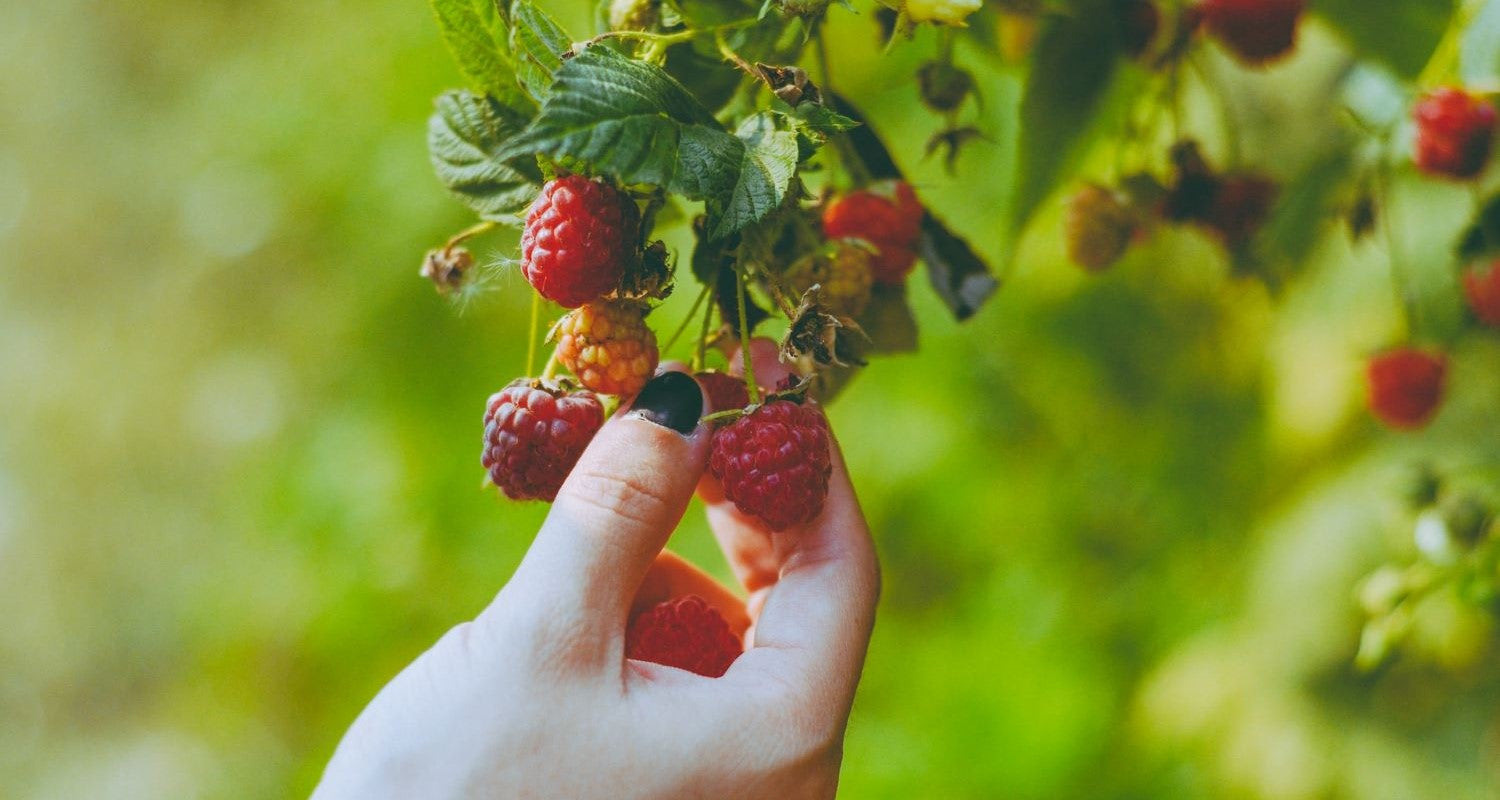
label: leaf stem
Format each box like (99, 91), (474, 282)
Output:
(586, 18), (758, 50)
(662, 282), (712, 356)
(1374, 162), (1418, 338)
(541, 345), (561, 381)
(445, 219), (498, 250)
(735, 267), (761, 403)
(715, 30), (759, 79)
(693, 282), (716, 372)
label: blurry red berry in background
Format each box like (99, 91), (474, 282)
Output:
(1199, 0), (1304, 66)
(1464, 260), (1500, 327)
(1413, 88), (1498, 180)
(1366, 349), (1448, 431)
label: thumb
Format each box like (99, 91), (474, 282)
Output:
(506, 370), (710, 634)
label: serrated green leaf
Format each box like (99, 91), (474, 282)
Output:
(1463, 0), (1500, 85)
(1011, 0), (1120, 237)
(711, 114), (799, 240)
(511, 1), (571, 101)
(428, 90), (542, 220)
(787, 101), (860, 138)
(1317, 0), (1455, 80)
(429, 0), (533, 113)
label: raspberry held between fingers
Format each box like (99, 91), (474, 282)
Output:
(626, 594), (744, 678)
(482, 380), (605, 501)
(709, 399), (833, 532)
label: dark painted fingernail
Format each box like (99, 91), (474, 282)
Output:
(627, 371), (704, 435)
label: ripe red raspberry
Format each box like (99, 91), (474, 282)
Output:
(1464, 260), (1500, 327)
(1413, 88), (1498, 180)
(822, 180), (924, 285)
(626, 594), (743, 677)
(482, 380), (604, 501)
(1367, 349), (1447, 431)
(1199, 0), (1304, 65)
(709, 400), (832, 531)
(695, 370), (751, 413)
(554, 300), (659, 397)
(1065, 184), (1136, 272)
(521, 175), (640, 308)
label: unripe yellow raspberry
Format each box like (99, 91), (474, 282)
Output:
(555, 300), (659, 397)
(784, 241), (875, 318)
(906, 0), (981, 26)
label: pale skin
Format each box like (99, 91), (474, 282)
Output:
(313, 350), (880, 799)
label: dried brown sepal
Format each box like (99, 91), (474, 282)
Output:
(780, 287), (868, 369)
(615, 240), (674, 301)
(420, 246), (474, 295)
(756, 64), (822, 106)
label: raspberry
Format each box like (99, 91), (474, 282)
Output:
(521, 175), (640, 308)
(695, 370), (751, 413)
(482, 380), (604, 501)
(1464, 260), (1500, 327)
(626, 595), (743, 678)
(823, 181), (924, 285)
(783, 241), (875, 316)
(1413, 88), (1498, 181)
(1064, 184), (1135, 272)
(709, 400), (832, 531)
(1367, 349), (1447, 431)
(1199, 0), (1304, 66)
(555, 300), (659, 397)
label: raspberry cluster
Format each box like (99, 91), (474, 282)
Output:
(521, 175), (640, 308)
(482, 380), (605, 501)
(554, 300), (659, 398)
(709, 399), (833, 531)
(1413, 88), (1497, 181)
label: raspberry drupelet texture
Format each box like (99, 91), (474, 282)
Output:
(521, 175), (640, 308)
(1064, 184), (1135, 272)
(1413, 88), (1498, 181)
(695, 370), (751, 414)
(710, 400), (832, 531)
(626, 594), (743, 678)
(1199, 0), (1304, 65)
(1464, 261), (1500, 328)
(822, 180), (924, 285)
(783, 241), (875, 317)
(1367, 349), (1447, 431)
(555, 300), (659, 397)
(482, 380), (604, 501)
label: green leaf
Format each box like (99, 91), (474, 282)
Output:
(428, 0), (533, 112)
(428, 90), (542, 220)
(1317, 0), (1455, 80)
(511, 1), (572, 101)
(1457, 192), (1500, 262)
(1011, 0), (1121, 237)
(786, 101), (860, 139)
(1462, 0), (1500, 85)
(711, 114), (799, 240)
(506, 46), (789, 239)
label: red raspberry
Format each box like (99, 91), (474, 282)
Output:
(482, 380), (604, 501)
(1366, 349), (1447, 431)
(695, 370), (751, 413)
(1199, 0), (1304, 65)
(626, 594), (743, 677)
(554, 300), (659, 397)
(1413, 88), (1498, 180)
(1464, 260), (1500, 327)
(709, 400), (832, 531)
(822, 180), (924, 285)
(521, 175), (640, 307)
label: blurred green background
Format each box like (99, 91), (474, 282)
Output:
(4, 1), (1500, 797)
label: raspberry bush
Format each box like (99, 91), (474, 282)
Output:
(418, 0), (1500, 677)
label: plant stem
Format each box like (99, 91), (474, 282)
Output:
(541, 345), (561, 381)
(716, 30), (759, 80)
(586, 19), (757, 50)
(662, 282), (712, 356)
(526, 292), (541, 376)
(1375, 164), (1419, 338)
(736, 268), (760, 403)
(445, 220), (498, 251)
(693, 283), (715, 372)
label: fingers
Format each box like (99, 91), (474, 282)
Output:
(499, 370), (709, 657)
(729, 435), (880, 710)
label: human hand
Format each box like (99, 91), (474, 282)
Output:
(314, 360), (879, 799)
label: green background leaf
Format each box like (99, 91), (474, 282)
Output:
(1316, 0), (1456, 79)
(1462, 0), (1500, 84)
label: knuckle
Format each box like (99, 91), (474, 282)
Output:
(564, 463), (676, 530)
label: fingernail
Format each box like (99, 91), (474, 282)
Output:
(626, 371), (704, 435)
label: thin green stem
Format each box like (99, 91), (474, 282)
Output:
(662, 282), (712, 356)
(586, 19), (757, 49)
(693, 282), (715, 372)
(735, 268), (760, 403)
(445, 220), (498, 250)
(1374, 164), (1418, 338)
(541, 345), (561, 381)
(526, 292), (541, 377)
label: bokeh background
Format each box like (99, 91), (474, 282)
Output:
(4, 1), (1500, 797)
